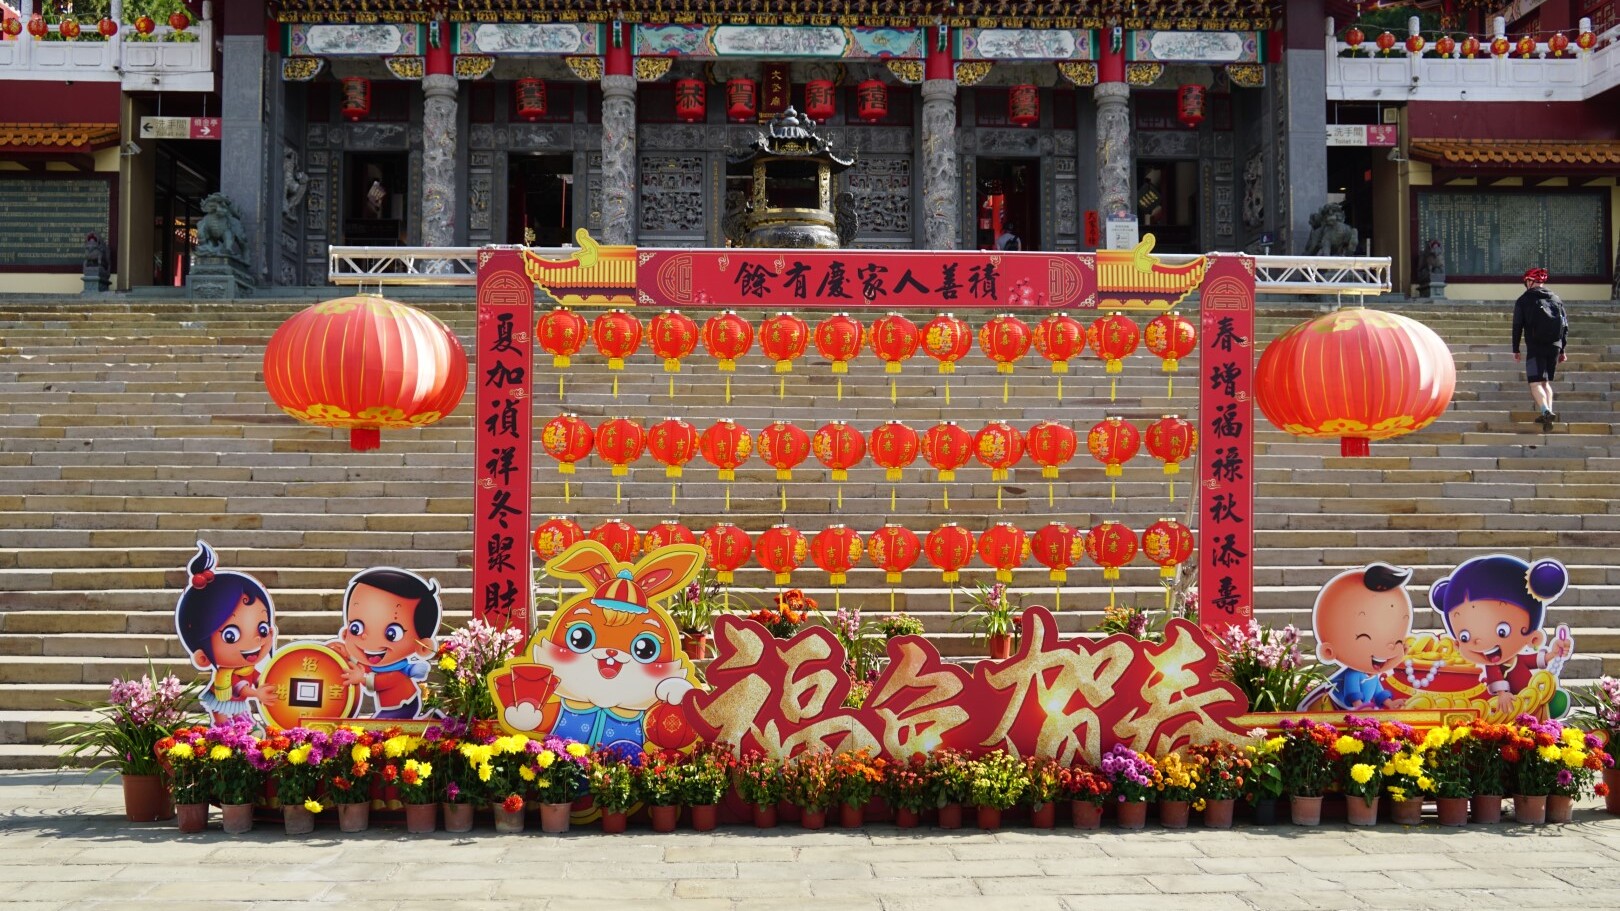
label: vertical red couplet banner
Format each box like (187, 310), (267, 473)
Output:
(1196, 255), (1255, 636)
(474, 249), (535, 639)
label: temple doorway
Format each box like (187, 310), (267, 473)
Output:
(342, 152), (407, 246)
(150, 141), (217, 287)
(507, 154), (574, 247)
(974, 158), (1040, 251)
(1136, 159), (1199, 253)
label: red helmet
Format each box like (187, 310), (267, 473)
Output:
(1523, 267), (1549, 283)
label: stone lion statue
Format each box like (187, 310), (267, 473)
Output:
(196, 192), (247, 260)
(1305, 202), (1359, 257)
(834, 191), (858, 248)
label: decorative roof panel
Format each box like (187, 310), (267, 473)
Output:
(1411, 139), (1620, 169)
(0, 123), (120, 152)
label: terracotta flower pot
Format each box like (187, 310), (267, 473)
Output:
(175, 802), (208, 833)
(1029, 802), (1056, 829)
(405, 802), (436, 833)
(1345, 794), (1379, 826)
(600, 810), (627, 834)
(987, 633), (1013, 660)
(1116, 800), (1148, 830)
(121, 774), (174, 822)
(1289, 795), (1323, 826)
(691, 804), (719, 832)
(338, 802), (370, 833)
(681, 634), (710, 660)
(1202, 798), (1235, 829)
(1547, 794), (1574, 824)
(541, 802), (572, 834)
(283, 804), (316, 836)
(937, 802), (962, 830)
(1390, 797), (1423, 826)
(1435, 796), (1469, 827)
(1070, 800), (1103, 830)
(1472, 794), (1503, 824)
(894, 806), (920, 828)
(1603, 767), (1620, 815)
(800, 808), (826, 830)
(1158, 799), (1190, 829)
(1249, 797), (1280, 826)
(753, 803), (778, 828)
(221, 803), (254, 835)
(1513, 794), (1547, 825)
(492, 803), (525, 833)
(839, 803), (863, 828)
(650, 804), (679, 833)
(976, 805), (1002, 830)
(443, 802), (474, 833)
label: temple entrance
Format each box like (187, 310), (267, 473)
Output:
(507, 154), (574, 247)
(974, 158), (1040, 251)
(150, 141), (217, 288)
(342, 152), (407, 246)
(1136, 160), (1199, 254)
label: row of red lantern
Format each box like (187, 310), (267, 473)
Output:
(534, 517), (1193, 586)
(666, 78), (1041, 127)
(1345, 27), (1596, 58)
(542, 414), (1196, 481)
(4, 12), (186, 39)
(539, 307), (1196, 376)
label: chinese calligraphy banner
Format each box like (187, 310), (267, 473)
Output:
(1196, 255), (1256, 636)
(474, 250), (536, 639)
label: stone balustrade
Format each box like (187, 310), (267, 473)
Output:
(0, 17), (214, 92)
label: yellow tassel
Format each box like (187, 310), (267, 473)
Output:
(1055, 588), (1061, 612)
(943, 486), (949, 510)
(837, 487), (843, 509)
(559, 375), (565, 400)
(997, 487), (1003, 510)
(1167, 376), (1174, 398)
(1057, 375), (1063, 403)
(1109, 584), (1116, 609)
(669, 375), (675, 400)
(615, 480), (622, 505)
(835, 590), (841, 613)
(889, 588), (896, 613)
(612, 374), (619, 398)
(781, 488), (787, 513)
(890, 487), (896, 512)
(1110, 377), (1117, 402)
(564, 480), (571, 504)
(670, 483), (677, 506)
(1165, 587), (1172, 613)
(1047, 482), (1054, 508)
(1168, 480), (1175, 503)
(890, 377), (897, 404)
(725, 487), (731, 510)
(1110, 480), (1117, 503)
(837, 376), (843, 401)
(725, 376), (732, 403)
(779, 376), (786, 400)
(1003, 378), (1009, 404)
(944, 380), (951, 406)
(949, 587), (955, 614)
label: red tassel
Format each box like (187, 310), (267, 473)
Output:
(1341, 437), (1370, 457)
(350, 428), (380, 451)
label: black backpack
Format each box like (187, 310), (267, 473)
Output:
(1526, 292), (1568, 347)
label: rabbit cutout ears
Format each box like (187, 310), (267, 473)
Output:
(546, 541), (706, 620)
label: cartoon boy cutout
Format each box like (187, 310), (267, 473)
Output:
(1311, 563), (1414, 710)
(336, 568), (441, 719)
(1430, 555), (1574, 715)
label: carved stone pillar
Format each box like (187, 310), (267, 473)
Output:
(420, 74), (458, 248)
(1095, 82), (1132, 243)
(920, 78), (959, 250)
(599, 75), (638, 245)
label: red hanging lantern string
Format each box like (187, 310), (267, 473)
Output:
(813, 421), (865, 509)
(649, 309), (699, 399)
(870, 420), (919, 513)
(814, 313), (863, 400)
(921, 421), (971, 510)
(699, 418), (752, 510)
(647, 417), (699, 505)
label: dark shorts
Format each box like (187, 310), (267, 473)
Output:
(1525, 346), (1560, 383)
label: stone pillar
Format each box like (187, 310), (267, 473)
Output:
(1282, 1), (1329, 253)
(919, 26), (958, 250)
(599, 23), (637, 245)
(220, 13), (266, 280)
(420, 23), (457, 248)
(1094, 34), (1132, 247)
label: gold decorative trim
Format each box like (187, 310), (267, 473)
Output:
(1057, 61), (1098, 87)
(1125, 62), (1164, 87)
(565, 56), (603, 82)
(953, 61), (992, 86)
(453, 55), (495, 80)
(635, 57), (673, 82)
(384, 56), (424, 81)
(280, 58), (324, 83)
(1226, 63), (1266, 88)
(885, 59), (924, 85)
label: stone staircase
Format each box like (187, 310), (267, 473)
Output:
(1, 297), (1617, 768)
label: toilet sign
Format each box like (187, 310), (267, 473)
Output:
(139, 117), (223, 140)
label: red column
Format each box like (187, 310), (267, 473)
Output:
(925, 24), (952, 81)
(1099, 26), (1125, 83)
(606, 20), (632, 76)
(426, 19), (452, 76)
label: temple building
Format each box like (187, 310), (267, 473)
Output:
(0, 1), (1615, 299)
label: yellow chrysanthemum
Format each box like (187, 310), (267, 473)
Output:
(1335, 736), (1364, 755)
(1387, 785), (1407, 801)
(1450, 726), (1471, 743)
(477, 764), (493, 782)
(303, 799), (323, 814)
(1350, 764), (1375, 785)
(1562, 727), (1585, 747)
(1417, 776), (1434, 792)
(566, 742), (588, 758)
(209, 744), (232, 762)
(384, 735), (411, 759)
(352, 744), (370, 764)
(439, 655), (457, 672)
(1392, 754), (1423, 777)
(1264, 736), (1286, 752)
(538, 750), (556, 769)
(1563, 748), (1587, 769)
(287, 744), (312, 766)
(1381, 762), (1396, 776)
(1538, 744), (1562, 763)
(519, 766), (537, 782)
(1421, 729), (1447, 751)
(168, 743), (195, 760)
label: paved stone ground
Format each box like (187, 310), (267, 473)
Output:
(6, 771), (1620, 911)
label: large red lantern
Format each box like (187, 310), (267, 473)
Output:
(589, 519), (641, 563)
(263, 295), (467, 451)
(726, 77), (758, 122)
(1256, 308), (1455, 457)
(856, 78), (888, 122)
(979, 314), (1032, 374)
(869, 421), (919, 480)
(1087, 416), (1140, 477)
(757, 525), (808, 586)
(1404, 34), (1425, 55)
(757, 420), (811, 481)
(870, 312), (920, 373)
(804, 78), (836, 121)
(341, 77), (372, 122)
(702, 311), (754, 371)
(925, 524), (975, 584)
(921, 313), (972, 374)
(1142, 518), (1194, 579)
(649, 310), (699, 373)
(812, 421), (866, 481)
(1375, 31), (1397, 54)
(595, 417), (645, 478)
(647, 418), (700, 478)
(592, 308), (642, 369)
(815, 313), (863, 372)
(537, 306), (588, 368)
(1578, 30), (1597, 51)
(1009, 84), (1039, 128)
(1088, 312), (1140, 374)
(1034, 313), (1085, 401)
(1144, 311), (1196, 372)
(978, 523), (1028, 584)
(1031, 522), (1084, 583)
(973, 420), (1025, 481)
(810, 525), (863, 586)
(644, 519), (696, 551)
(921, 421), (972, 481)
(515, 78), (548, 122)
(1435, 35), (1456, 58)
(1144, 415), (1197, 475)
(760, 312), (810, 374)
(532, 517), (584, 562)
(1085, 521), (1138, 581)
(701, 523), (753, 584)
(674, 78), (707, 123)
(699, 419), (752, 481)
(58, 17), (80, 40)
(1516, 35), (1536, 58)
(1490, 36), (1511, 57)
(867, 525), (921, 584)
(541, 413), (595, 475)
(1176, 84), (1205, 128)
(1026, 420), (1077, 506)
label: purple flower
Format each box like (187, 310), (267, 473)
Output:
(1557, 769), (1574, 787)
(446, 782), (460, 801)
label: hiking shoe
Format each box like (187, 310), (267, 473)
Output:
(1545, 409), (1558, 423)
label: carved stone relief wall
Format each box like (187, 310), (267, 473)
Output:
(845, 156), (912, 240)
(638, 153), (707, 239)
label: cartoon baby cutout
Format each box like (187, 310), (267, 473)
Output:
(174, 541), (280, 726)
(488, 540), (705, 758)
(335, 567), (442, 719)
(1430, 554), (1574, 716)
(1308, 562), (1414, 711)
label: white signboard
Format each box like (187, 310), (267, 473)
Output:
(1105, 218), (1140, 251)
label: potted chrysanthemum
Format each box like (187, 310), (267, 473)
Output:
(1099, 743), (1159, 830)
(531, 736), (590, 833)
(270, 727), (333, 835)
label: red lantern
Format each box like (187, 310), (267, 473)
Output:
(647, 418), (700, 477)
(1461, 36), (1481, 58)
(537, 306), (588, 368)
(674, 78), (707, 123)
(1033, 313), (1085, 374)
(515, 78), (548, 122)
(541, 414), (595, 475)
(973, 421), (1025, 481)
(263, 295), (467, 452)
(644, 519), (696, 551)
(589, 519), (641, 563)
(1490, 36), (1511, 57)
(699, 419), (752, 481)
(58, 17), (80, 40)
(1578, 31), (1597, 51)
(814, 313), (863, 372)
(868, 525), (921, 584)
(1031, 522), (1084, 582)
(1404, 35), (1426, 55)
(1085, 521), (1138, 581)
(856, 78), (889, 122)
(1008, 84), (1039, 128)
(1345, 27), (1365, 49)
(97, 17), (118, 38)
(532, 517), (584, 562)
(757, 420), (811, 481)
(1548, 32), (1570, 57)
(810, 526), (863, 586)
(595, 417), (645, 477)
(1435, 35), (1456, 58)
(1516, 35), (1536, 57)
(979, 314), (1032, 375)
(812, 421), (866, 481)
(760, 312), (809, 373)
(869, 421), (919, 481)
(804, 79), (836, 121)
(134, 15), (155, 35)
(1375, 31), (1396, 54)
(1144, 311), (1197, 374)
(757, 525), (808, 586)
(341, 77), (372, 122)
(869, 312), (919, 373)
(1086, 416), (1140, 477)
(649, 310), (699, 372)
(701, 524), (752, 584)
(169, 12), (191, 32)
(1256, 308), (1456, 457)
(2, 17), (21, 38)
(921, 313), (972, 374)
(592, 309), (643, 371)
(921, 421), (973, 482)
(1142, 518), (1195, 579)
(26, 14), (45, 38)
(1176, 84), (1205, 128)
(977, 523), (1027, 584)
(702, 311), (754, 372)
(925, 524), (975, 584)
(1088, 313), (1140, 373)
(1026, 421), (1078, 479)
(726, 77), (758, 122)
(1144, 415), (1198, 475)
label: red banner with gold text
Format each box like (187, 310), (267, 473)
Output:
(474, 249), (535, 639)
(1196, 255), (1256, 636)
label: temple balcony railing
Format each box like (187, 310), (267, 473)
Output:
(1325, 15), (1620, 103)
(0, 3), (214, 93)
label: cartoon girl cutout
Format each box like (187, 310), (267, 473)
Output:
(173, 541), (280, 725)
(1430, 554), (1574, 716)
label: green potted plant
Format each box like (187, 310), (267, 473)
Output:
(637, 751), (685, 832)
(1154, 751), (1200, 829)
(1276, 719), (1339, 825)
(1416, 724), (1474, 826)
(883, 752), (934, 828)
(830, 748), (884, 828)
(929, 749), (972, 829)
(394, 751), (437, 834)
(877, 612), (925, 641)
(1547, 724), (1605, 824)
(1188, 741), (1249, 829)
(269, 727), (332, 835)
(157, 725), (210, 832)
(52, 667), (198, 822)
(965, 750), (1028, 830)
(532, 736), (590, 833)
(1100, 744), (1159, 830)
(1022, 756), (1064, 829)
(203, 717), (264, 834)
(953, 582), (1020, 659)
(425, 619), (526, 725)
(1210, 621), (1324, 712)
(678, 743), (734, 831)
(586, 751), (638, 834)
(735, 752), (786, 828)
(1057, 763), (1112, 829)
(782, 750), (838, 829)
(1575, 676), (1620, 815)
(667, 567), (730, 659)
(1244, 733), (1287, 825)
(325, 727), (380, 833)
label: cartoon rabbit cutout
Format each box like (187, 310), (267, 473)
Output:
(490, 541), (705, 757)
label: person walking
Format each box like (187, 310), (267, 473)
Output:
(1511, 267), (1569, 428)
